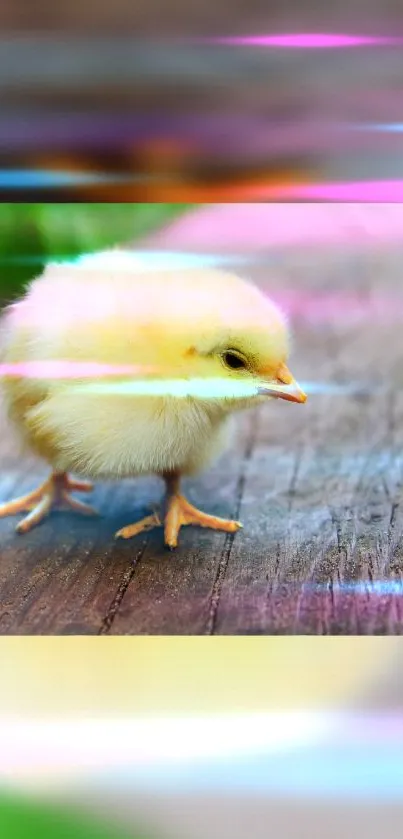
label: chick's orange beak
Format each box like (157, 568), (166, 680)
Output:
(258, 362), (307, 404)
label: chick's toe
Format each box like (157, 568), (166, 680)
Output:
(0, 472), (98, 534)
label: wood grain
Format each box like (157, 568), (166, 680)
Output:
(1, 245), (403, 634)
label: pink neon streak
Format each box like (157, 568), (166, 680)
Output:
(291, 180), (403, 201)
(208, 34), (398, 48)
(214, 180), (403, 202)
(0, 361), (155, 380)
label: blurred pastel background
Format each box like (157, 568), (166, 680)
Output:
(1, 638), (403, 838)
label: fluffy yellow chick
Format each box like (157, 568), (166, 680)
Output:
(0, 251), (306, 548)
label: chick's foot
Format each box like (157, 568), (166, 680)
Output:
(0, 473), (97, 534)
(116, 476), (242, 549)
(163, 494), (243, 549)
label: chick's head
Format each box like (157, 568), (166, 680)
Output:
(144, 268), (307, 415)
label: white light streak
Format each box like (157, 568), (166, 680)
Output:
(0, 712), (330, 785)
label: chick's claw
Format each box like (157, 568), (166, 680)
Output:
(115, 512), (162, 541)
(0, 472), (98, 534)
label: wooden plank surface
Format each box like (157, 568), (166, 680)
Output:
(1, 244), (403, 634)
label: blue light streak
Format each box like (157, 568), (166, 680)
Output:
(0, 170), (154, 188)
(357, 123), (403, 132)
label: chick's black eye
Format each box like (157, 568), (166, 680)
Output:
(222, 351), (247, 370)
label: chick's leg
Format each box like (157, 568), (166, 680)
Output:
(116, 474), (242, 549)
(0, 472), (97, 534)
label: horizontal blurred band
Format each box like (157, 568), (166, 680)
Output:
(0, 638), (397, 717)
(3, 711), (403, 800)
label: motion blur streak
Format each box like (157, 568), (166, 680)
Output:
(0, 253), (251, 269)
(72, 251), (250, 270)
(207, 34), (399, 48)
(71, 379), (375, 399)
(6, 176), (403, 201)
(5, 172), (403, 201)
